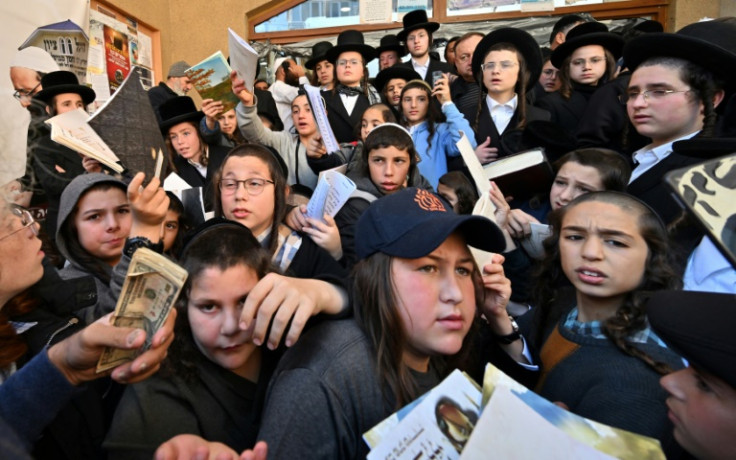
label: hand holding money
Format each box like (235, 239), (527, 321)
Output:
(97, 248), (188, 373)
(47, 309), (176, 386)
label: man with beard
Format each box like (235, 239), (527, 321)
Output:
(148, 61), (193, 120)
(270, 57), (308, 132)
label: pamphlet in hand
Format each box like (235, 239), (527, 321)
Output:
(96, 248), (188, 373)
(519, 222), (552, 260)
(227, 28), (259, 93)
(305, 168), (356, 222)
(456, 131), (491, 196)
(45, 108), (124, 173)
(365, 369), (482, 460)
(185, 51), (241, 113)
(303, 83), (341, 154)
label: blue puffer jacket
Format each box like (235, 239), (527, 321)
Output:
(409, 102), (477, 188)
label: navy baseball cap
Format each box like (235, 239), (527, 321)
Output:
(355, 187), (506, 259)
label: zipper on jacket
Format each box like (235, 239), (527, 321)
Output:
(45, 317), (80, 348)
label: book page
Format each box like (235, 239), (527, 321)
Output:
(228, 28), (258, 93)
(305, 169), (357, 221)
(46, 108), (123, 173)
(366, 370), (482, 460)
(456, 132), (491, 196)
(303, 84), (341, 154)
(482, 148), (545, 179)
(461, 386), (615, 460)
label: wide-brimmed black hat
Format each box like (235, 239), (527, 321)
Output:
(373, 66), (421, 93)
(472, 28), (543, 91)
(34, 70), (96, 105)
(305, 41), (334, 70)
(397, 9), (440, 42)
(647, 290), (736, 389)
(159, 96), (204, 133)
(376, 34), (406, 57)
(672, 137), (736, 159)
(623, 20), (736, 87)
(551, 22), (624, 68)
(325, 30), (376, 64)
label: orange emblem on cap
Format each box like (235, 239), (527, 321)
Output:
(414, 189), (446, 212)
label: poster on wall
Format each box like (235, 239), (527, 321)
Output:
(397, 0), (428, 13)
(18, 19), (89, 82)
(103, 24), (131, 94)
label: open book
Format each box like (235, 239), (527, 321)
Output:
(483, 148), (553, 202)
(186, 51), (241, 113)
(45, 108), (124, 173)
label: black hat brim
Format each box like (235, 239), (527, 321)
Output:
(373, 66), (421, 93)
(305, 54), (330, 70)
(623, 33), (736, 87)
(397, 22), (440, 42)
(472, 28), (543, 92)
(672, 138), (736, 159)
(551, 32), (624, 68)
(34, 84), (96, 105)
(159, 111), (204, 134)
(647, 290), (736, 389)
(325, 44), (377, 64)
(375, 44), (407, 58)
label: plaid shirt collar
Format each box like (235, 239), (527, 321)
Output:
(563, 307), (668, 348)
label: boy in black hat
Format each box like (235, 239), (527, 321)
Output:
(375, 34), (406, 71)
(33, 70), (96, 117)
(305, 41), (335, 91)
(322, 29), (381, 143)
(395, 9), (452, 86)
(647, 290), (736, 460)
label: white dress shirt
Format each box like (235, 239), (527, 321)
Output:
(683, 236), (736, 294)
(629, 131), (698, 183)
(486, 94), (518, 134)
(340, 93), (359, 116)
(411, 58), (429, 80)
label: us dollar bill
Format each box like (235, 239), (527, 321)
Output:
(96, 248), (188, 373)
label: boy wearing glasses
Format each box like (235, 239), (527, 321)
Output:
(321, 30), (381, 143)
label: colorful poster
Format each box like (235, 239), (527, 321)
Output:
(103, 24), (131, 94)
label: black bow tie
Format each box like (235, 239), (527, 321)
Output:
(337, 85), (362, 97)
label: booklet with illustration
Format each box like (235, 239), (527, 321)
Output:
(185, 51), (240, 113)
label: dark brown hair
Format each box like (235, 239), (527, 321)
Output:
(165, 120), (209, 173)
(213, 144), (289, 256)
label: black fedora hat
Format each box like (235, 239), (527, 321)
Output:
(623, 20), (736, 87)
(376, 34), (406, 57)
(672, 137), (736, 159)
(159, 96), (204, 133)
(305, 41), (334, 70)
(551, 22), (624, 68)
(471, 28), (543, 91)
(647, 290), (736, 389)
(397, 9), (440, 42)
(325, 29), (376, 64)
(373, 66), (421, 93)
(34, 70), (96, 105)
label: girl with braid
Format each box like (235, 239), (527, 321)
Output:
(516, 191), (683, 447)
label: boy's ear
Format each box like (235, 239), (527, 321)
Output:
(712, 89), (725, 110)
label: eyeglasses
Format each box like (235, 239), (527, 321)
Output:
(0, 206), (38, 242)
(618, 89), (692, 105)
(337, 59), (362, 68)
(481, 61), (518, 72)
(542, 69), (559, 77)
(12, 81), (42, 102)
(219, 178), (274, 196)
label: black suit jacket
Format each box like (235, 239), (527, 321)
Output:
(321, 89), (370, 144)
(171, 143), (229, 211)
(627, 151), (701, 225)
(396, 58), (453, 87)
(473, 100), (551, 159)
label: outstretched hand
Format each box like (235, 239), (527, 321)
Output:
(231, 70), (254, 106)
(128, 172), (169, 242)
